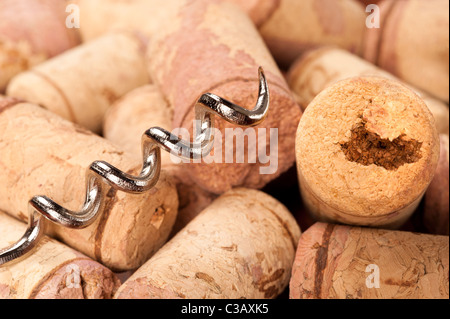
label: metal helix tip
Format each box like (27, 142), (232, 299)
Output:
(0, 67), (270, 266)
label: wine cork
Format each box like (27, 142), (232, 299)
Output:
(0, 212), (120, 299)
(103, 85), (217, 235)
(73, 0), (180, 42)
(363, 0), (449, 102)
(230, 0), (366, 68)
(0, 0), (80, 92)
(147, 0), (302, 194)
(114, 188), (301, 299)
(423, 134), (449, 235)
(287, 47), (449, 135)
(226, 0), (280, 28)
(0, 100), (178, 271)
(290, 222), (449, 299)
(296, 77), (440, 228)
(75, 0), (283, 41)
(358, 0), (382, 5)
(6, 32), (149, 133)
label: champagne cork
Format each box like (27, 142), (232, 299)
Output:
(296, 77), (440, 228)
(0, 0), (80, 92)
(0, 211), (120, 299)
(290, 222), (449, 299)
(147, 0), (302, 194)
(423, 134), (449, 235)
(74, 0), (180, 42)
(0, 99), (178, 271)
(6, 32), (149, 133)
(231, 0), (366, 68)
(103, 85), (216, 235)
(115, 188), (301, 299)
(363, 0), (449, 102)
(287, 47), (449, 135)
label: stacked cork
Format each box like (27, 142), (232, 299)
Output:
(0, 0), (448, 301)
(0, 0), (80, 92)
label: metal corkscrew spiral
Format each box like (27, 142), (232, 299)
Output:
(0, 67), (269, 266)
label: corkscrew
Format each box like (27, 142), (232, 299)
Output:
(0, 67), (269, 266)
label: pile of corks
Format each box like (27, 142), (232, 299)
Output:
(0, 0), (448, 299)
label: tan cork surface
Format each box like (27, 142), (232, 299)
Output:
(147, 0), (302, 194)
(363, 0), (449, 102)
(296, 77), (440, 226)
(290, 222), (449, 299)
(115, 188), (301, 299)
(0, 0), (80, 91)
(74, 0), (180, 42)
(6, 32), (149, 133)
(103, 85), (217, 236)
(287, 47), (449, 135)
(423, 134), (449, 235)
(0, 211), (120, 299)
(0, 101), (178, 271)
(258, 0), (366, 67)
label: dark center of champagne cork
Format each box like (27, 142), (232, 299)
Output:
(340, 121), (422, 170)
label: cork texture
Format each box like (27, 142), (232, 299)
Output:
(257, 0), (366, 67)
(0, 95), (23, 114)
(0, 212), (120, 299)
(290, 223), (449, 299)
(103, 85), (174, 164)
(423, 134), (449, 235)
(115, 188), (301, 299)
(0, 101), (178, 271)
(6, 32), (149, 133)
(287, 47), (449, 135)
(363, 0), (449, 102)
(361, 0), (395, 65)
(0, 0), (80, 91)
(296, 77), (440, 226)
(147, 0), (301, 194)
(103, 85), (216, 236)
(74, 0), (180, 42)
(76, 0), (279, 41)
(227, 0), (280, 28)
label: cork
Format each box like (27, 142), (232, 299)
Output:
(234, 0), (366, 68)
(0, 211), (120, 299)
(75, 0), (366, 70)
(74, 0), (278, 41)
(0, 0), (80, 92)
(295, 77), (440, 227)
(423, 134), (449, 235)
(0, 100), (178, 271)
(73, 0), (181, 42)
(363, 0), (449, 102)
(287, 47), (449, 135)
(226, 0), (280, 28)
(6, 32), (149, 133)
(103, 85), (216, 236)
(147, 0), (302, 195)
(358, 0), (382, 5)
(290, 222), (449, 299)
(0, 95), (23, 112)
(114, 188), (301, 299)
